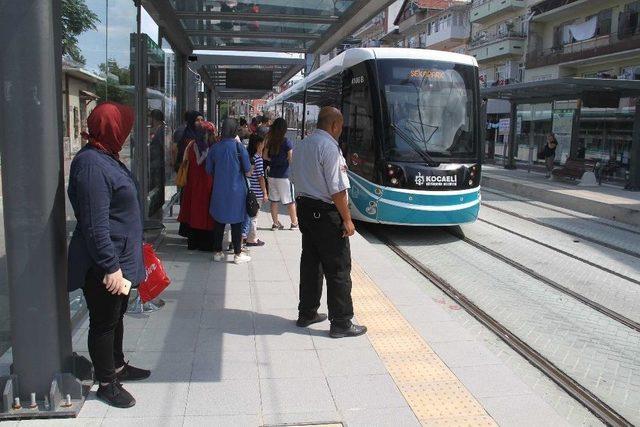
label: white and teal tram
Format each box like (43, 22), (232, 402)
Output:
(266, 48), (482, 226)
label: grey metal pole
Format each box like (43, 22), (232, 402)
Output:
(0, 0), (72, 399)
(505, 101), (517, 169)
(626, 99), (640, 191)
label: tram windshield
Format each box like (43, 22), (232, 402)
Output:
(379, 59), (477, 162)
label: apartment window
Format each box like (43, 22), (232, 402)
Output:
(553, 20), (575, 47)
(587, 9), (612, 36)
(427, 22), (432, 35)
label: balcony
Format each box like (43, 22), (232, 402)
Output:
(527, 28), (640, 69)
(469, 29), (525, 62)
(470, 0), (526, 24)
(423, 22), (470, 50)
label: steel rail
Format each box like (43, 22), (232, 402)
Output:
(481, 188), (640, 237)
(481, 203), (640, 259)
(444, 227), (640, 333)
(372, 230), (633, 427)
(477, 217), (640, 287)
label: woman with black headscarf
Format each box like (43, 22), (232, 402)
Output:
(177, 111), (218, 250)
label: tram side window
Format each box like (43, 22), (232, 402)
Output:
(342, 64), (376, 180)
(304, 74), (342, 137)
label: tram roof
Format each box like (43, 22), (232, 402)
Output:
(267, 48), (478, 107)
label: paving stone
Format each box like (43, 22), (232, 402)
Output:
(105, 382), (190, 418)
(317, 347), (387, 377)
(136, 326), (199, 352)
(327, 374), (407, 411)
(342, 407), (421, 427)
(480, 394), (571, 427)
(429, 340), (503, 368)
(260, 411), (341, 426)
(259, 377), (336, 415)
(101, 417), (185, 427)
(192, 350), (258, 381)
(257, 349), (324, 379)
(183, 415), (261, 427)
(185, 379), (261, 416)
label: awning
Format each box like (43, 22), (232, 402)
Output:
(79, 90), (99, 100)
(481, 78), (640, 105)
(142, 0), (398, 98)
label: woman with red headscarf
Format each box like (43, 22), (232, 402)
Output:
(177, 115), (217, 251)
(67, 102), (149, 409)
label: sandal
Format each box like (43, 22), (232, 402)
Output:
(245, 240), (266, 247)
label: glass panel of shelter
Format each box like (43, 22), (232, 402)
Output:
(171, 0), (355, 16)
(180, 18), (331, 34)
(189, 36), (313, 51)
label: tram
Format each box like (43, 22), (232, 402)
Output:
(266, 48), (482, 226)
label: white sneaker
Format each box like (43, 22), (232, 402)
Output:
(213, 252), (226, 262)
(233, 253), (251, 264)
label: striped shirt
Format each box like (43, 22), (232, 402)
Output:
(249, 154), (265, 198)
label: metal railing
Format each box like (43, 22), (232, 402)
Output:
(470, 28), (525, 48)
(527, 28), (640, 68)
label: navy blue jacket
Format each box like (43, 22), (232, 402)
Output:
(67, 145), (145, 292)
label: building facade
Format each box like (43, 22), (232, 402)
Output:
(514, 0), (640, 180)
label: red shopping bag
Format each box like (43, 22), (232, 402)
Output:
(138, 243), (171, 303)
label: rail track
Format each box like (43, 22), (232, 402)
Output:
(368, 228), (634, 426)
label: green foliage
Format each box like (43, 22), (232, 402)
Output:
(96, 59), (133, 105)
(61, 0), (100, 64)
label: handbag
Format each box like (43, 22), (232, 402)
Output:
(236, 143), (260, 218)
(138, 243), (171, 303)
(176, 141), (193, 188)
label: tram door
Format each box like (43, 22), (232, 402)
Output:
(342, 64), (380, 221)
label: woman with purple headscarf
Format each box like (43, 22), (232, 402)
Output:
(178, 111), (217, 251)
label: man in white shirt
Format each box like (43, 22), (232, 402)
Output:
(291, 107), (367, 339)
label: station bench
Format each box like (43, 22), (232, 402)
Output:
(552, 159), (597, 181)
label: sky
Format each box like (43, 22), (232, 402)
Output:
(75, 0), (160, 74)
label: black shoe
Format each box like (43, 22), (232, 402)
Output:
(116, 363), (151, 382)
(296, 313), (328, 327)
(329, 323), (367, 338)
(96, 381), (136, 408)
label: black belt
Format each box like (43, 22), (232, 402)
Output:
(296, 196), (336, 212)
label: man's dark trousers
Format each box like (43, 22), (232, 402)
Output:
(297, 197), (354, 328)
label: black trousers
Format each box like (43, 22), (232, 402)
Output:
(213, 221), (243, 254)
(297, 197), (353, 328)
(82, 271), (129, 383)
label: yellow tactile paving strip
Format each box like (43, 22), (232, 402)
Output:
(351, 262), (497, 426)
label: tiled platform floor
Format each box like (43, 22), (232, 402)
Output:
(4, 209), (580, 426)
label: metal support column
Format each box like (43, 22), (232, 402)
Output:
(626, 99), (640, 191)
(0, 0), (89, 419)
(175, 55), (186, 118)
(505, 101), (517, 169)
(569, 99), (583, 160)
(206, 88), (213, 121)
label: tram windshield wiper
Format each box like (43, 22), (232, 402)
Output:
(389, 122), (437, 166)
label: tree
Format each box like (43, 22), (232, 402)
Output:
(96, 59), (133, 105)
(61, 0), (100, 65)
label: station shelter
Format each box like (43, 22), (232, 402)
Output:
(0, 0), (398, 419)
(481, 78), (640, 190)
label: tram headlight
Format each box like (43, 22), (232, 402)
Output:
(383, 163), (404, 187)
